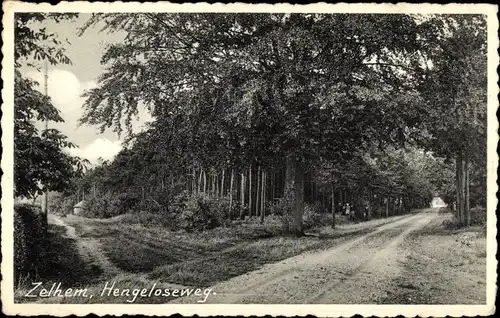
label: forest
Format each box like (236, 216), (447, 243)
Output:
(16, 13), (487, 236)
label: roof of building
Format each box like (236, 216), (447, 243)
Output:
(73, 200), (87, 208)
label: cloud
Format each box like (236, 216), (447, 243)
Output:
(68, 138), (122, 164)
(25, 68), (152, 164)
(26, 68), (95, 112)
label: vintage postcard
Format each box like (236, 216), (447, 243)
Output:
(1, 1), (498, 317)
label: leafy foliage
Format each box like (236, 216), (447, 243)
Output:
(14, 203), (47, 280)
(14, 13), (88, 198)
(66, 13), (487, 231)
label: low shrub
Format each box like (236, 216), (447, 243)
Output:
(14, 203), (47, 281)
(49, 193), (76, 216)
(442, 217), (462, 230)
(173, 192), (234, 231)
(269, 196), (295, 233)
(303, 204), (325, 229)
(115, 211), (175, 228)
(470, 207), (486, 225)
(438, 206), (453, 214)
(442, 207), (486, 228)
(84, 192), (141, 218)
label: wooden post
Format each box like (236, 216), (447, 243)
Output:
(42, 60), (49, 221)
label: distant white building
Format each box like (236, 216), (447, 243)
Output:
(431, 197), (447, 208)
(73, 200), (87, 215)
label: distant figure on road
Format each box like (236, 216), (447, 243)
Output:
(345, 203), (354, 220)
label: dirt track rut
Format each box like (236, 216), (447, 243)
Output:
(48, 214), (122, 277)
(174, 210), (438, 304)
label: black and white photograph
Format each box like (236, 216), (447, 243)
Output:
(1, 2), (497, 317)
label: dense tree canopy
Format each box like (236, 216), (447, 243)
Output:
(71, 13), (487, 233)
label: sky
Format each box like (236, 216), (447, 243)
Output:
(20, 14), (152, 164)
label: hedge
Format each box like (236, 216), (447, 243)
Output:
(14, 203), (47, 281)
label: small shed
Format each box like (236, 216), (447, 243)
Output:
(73, 200), (87, 215)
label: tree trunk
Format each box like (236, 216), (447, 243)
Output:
(255, 166), (261, 217)
(271, 170), (275, 202)
(212, 173), (217, 197)
(192, 165), (196, 194)
(239, 172), (245, 220)
(398, 196), (402, 215)
(331, 183), (336, 228)
(221, 169), (225, 197)
(203, 170), (207, 193)
(386, 196), (390, 217)
(248, 165), (253, 217)
(367, 190), (372, 220)
(464, 154), (470, 226)
(198, 170), (202, 193)
(229, 168), (234, 216)
(457, 153), (464, 225)
(260, 170), (266, 223)
(285, 156), (304, 236)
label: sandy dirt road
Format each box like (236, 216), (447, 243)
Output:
(175, 209), (439, 304)
(48, 214), (122, 277)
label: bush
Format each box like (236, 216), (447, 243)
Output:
(173, 192), (233, 231)
(438, 206), (452, 214)
(49, 193), (76, 216)
(115, 211), (175, 228)
(14, 203), (47, 281)
(470, 207), (486, 225)
(84, 192), (140, 218)
(442, 217), (462, 230)
(268, 196), (294, 232)
(303, 204), (324, 229)
(442, 207), (486, 228)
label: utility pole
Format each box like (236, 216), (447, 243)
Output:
(43, 60), (49, 220)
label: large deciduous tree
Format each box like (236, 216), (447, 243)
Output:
(80, 13), (443, 235)
(419, 15), (487, 225)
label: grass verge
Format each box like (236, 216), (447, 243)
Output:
(381, 214), (487, 304)
(15, 223), (103, 303)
